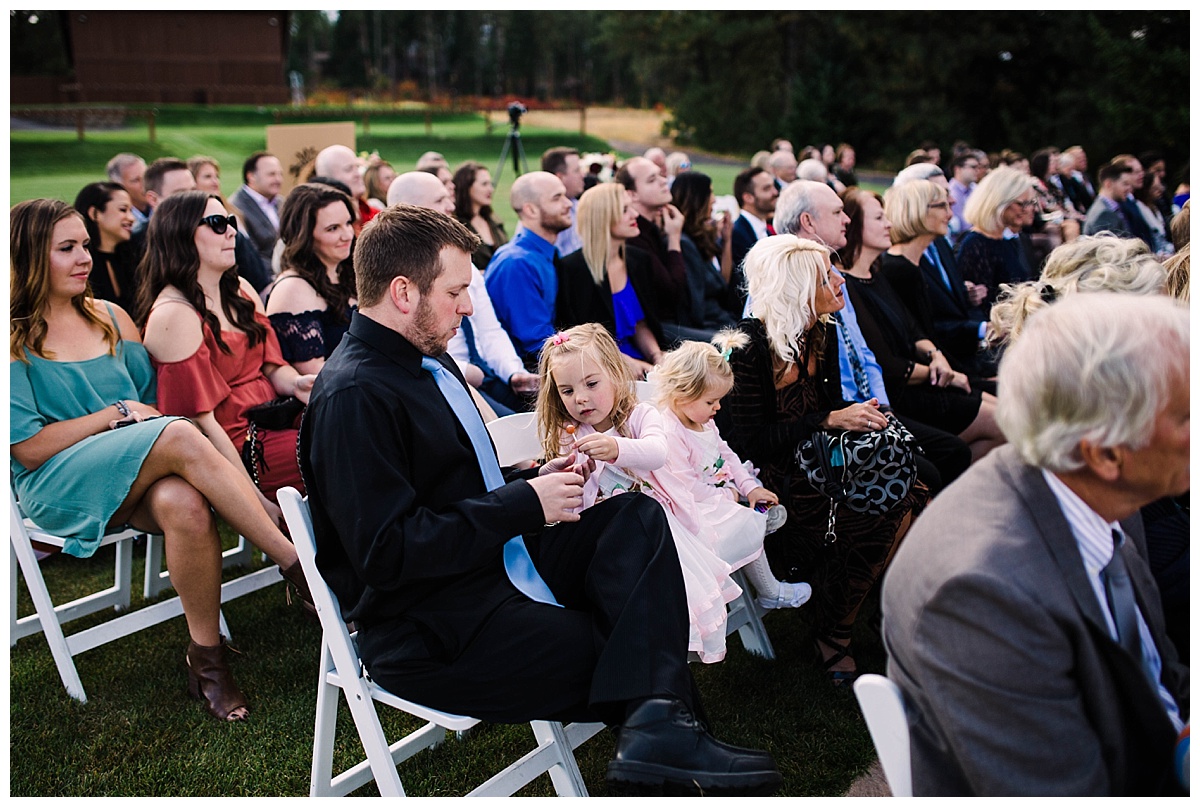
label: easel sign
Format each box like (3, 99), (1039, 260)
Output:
(266, 121), (356, 195)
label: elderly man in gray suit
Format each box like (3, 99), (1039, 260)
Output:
(882, 292), (1189, 796)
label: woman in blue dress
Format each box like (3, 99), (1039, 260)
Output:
(10, 199), (310, 722)
(264, 182), (357, 374)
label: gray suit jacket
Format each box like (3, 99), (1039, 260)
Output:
(1082, 197), (1133, 238)
(229, 186), (279, 280)
(882, 445), (1188, 795)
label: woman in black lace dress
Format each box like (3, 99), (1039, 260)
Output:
(264, 183), (357, 373)
(722, 235), (927, 685)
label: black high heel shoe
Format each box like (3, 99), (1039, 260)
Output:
(813, 631), (860, 688)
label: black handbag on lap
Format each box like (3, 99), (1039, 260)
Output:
(240, 397), (304, 486)
(796, 412), (917, 542)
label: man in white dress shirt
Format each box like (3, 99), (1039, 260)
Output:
(388, 171), (539, 416)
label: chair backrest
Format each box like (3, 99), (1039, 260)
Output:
(853, 673), (912, 797)
(635, 379), (656, 403)
(277, 487), (359, 667)
(485, 412), (541, 467)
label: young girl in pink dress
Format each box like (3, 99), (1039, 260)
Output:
(651, 334), (811, 611)
(535, 323), (738, 662)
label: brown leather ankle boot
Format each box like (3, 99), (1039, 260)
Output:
(186, 637), (248, 721)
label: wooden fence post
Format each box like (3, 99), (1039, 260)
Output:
(76, 110), (85, 141)
(580, 106), (586, 136)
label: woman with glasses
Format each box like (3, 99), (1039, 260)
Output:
(264, 183), (356, 375)
(139, 192), (314, 508)
(956, 167), (1040, 312)
(839, 186), (1004, 462)
(11, 198), (310, 722)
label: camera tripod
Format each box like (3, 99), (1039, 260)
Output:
(495, 119), (529, 182)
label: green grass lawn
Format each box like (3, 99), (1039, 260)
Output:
(11, 527), (884, 796)
(11, 108), (612, 231)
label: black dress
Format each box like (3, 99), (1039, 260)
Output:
(843, 268), (982, 436)
(723, 317), (927, 636)
(87, 244), (142, 314)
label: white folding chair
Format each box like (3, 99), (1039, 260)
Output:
(10, 482), (279, 702)
(853, 674), (913, 797)
(277, 487), (603, 797)
(724, 569), (776, 659)
(142, 532), (270, 598)
(634, 379), (656, 403)
(484, 411), (541, 467)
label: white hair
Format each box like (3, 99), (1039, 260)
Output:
(795, 158), (828, 182)
(743, 234), (832, 365)
(773, 180), (829, 237)
(892, 162), (944, 188)
(995, 292), (1189, 472)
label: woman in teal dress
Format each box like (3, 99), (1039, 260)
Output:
(10, 199), (311, 723)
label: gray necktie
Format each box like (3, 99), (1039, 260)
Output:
(1103, 530), (1142, 661)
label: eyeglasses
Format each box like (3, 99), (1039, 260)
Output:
(1013, 199), (1038, 209)
(198, 214), (238, 235)
(927, 201), (950, 210)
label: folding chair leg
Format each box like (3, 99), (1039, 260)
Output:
(310, 641), (341, 797)
(532, 721), (589, 796)
(10, 529), (87, 702)
(730, 569), (776, 660)
(10, 543), (19, 648)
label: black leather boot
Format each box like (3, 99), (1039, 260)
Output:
(606, 698), (782, 795)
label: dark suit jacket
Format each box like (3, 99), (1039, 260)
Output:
(883, 446), (1188, 795)
(910, 237), (987, 365)
(555, 246), (667, 351)
(730, 213), (761, 312)
(230, 186), (279, 283)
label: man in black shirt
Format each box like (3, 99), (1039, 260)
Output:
(299, 204), (780, 795)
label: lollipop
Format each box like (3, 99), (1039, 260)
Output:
(565, 423), (576, 435)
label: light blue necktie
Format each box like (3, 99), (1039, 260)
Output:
(421, 356), (560, 607)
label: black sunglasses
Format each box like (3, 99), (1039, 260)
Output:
(198, 214), (238, 235)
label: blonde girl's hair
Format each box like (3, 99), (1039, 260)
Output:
(652, 329), (749, 411)
(536, 323), (636, 460)
(742, 234), (832, 365)
(11, 198), (117, 362)
(576, 182), (626, 285)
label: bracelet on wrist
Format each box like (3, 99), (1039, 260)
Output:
(114, 400), (131, 418)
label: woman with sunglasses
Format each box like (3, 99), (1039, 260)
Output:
(12, 198), (310, 722)
(840, 186), (1004, 463)
(956, 166), (1041, 314)
(264, 183), (356, 375)
(139, 192), (314, 509)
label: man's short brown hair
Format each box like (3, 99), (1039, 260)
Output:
(354, 204), (479, 307)
(145, 157), (190, 197)
(541, 146), (580, 176)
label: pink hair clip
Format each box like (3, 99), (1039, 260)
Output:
(551, 332), (571, 346)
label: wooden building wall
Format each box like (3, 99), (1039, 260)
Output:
(65, 11), (289, 104)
